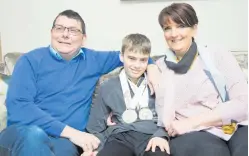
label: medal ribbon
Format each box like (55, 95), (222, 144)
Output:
(119, 69), (149, 110)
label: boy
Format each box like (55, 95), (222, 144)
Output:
(86, 34), (170, 156)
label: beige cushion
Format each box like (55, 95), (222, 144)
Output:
(0, 103), (6, 131)
(4, 52), (22, 75)
(0, 74), (8, 132)
(0, 78), (8, 105)
(232, 52), (248, 79)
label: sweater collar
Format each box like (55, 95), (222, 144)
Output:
(49, 45), (85, 61)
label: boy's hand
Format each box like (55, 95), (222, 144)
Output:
(106, 112), (116, 126)
(145, 137), (170, 154)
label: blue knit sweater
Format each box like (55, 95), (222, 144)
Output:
(6, 47), (122, 137)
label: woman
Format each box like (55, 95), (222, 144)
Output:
(156, 3), (248, 156)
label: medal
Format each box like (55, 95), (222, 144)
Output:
(222, 122), (236, 134)
(139, 108), (153, 120)
(119, 69), (150, 123)
(122, 109), (137, 124)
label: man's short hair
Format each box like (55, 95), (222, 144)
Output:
(121, 33), (151, 55)
(52, 10), (86, 34)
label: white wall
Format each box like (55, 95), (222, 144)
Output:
(0, 0), (247, 56)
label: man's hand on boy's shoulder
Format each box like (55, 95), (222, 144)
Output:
(145, 137), (170, 154)
(147, 64), (161, 95)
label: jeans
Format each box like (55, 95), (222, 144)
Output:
(0, 125), (80, 156)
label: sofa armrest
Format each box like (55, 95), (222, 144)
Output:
(4, 52), (23, 75)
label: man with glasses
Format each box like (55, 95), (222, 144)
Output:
(0, 10), (159, 156)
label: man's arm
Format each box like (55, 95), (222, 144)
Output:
(7, 55), (99, 151)
(94, 50), (122, 75)
(94, 50), (154, 75)
(6, 56), (66, 136)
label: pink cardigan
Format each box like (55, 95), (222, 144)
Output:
(156, 47), (248, 140)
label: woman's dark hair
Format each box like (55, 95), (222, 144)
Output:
(158, 3), (198, 28)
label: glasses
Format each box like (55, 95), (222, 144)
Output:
(53, 25), (82, 36)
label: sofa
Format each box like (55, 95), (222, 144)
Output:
(0, 51), (248, 132)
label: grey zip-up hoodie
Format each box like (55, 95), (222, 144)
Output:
(86, 76), (169, 152)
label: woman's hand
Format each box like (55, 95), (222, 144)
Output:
(166, 118), (199, 137)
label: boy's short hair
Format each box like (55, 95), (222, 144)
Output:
(121, 33), (151, 55)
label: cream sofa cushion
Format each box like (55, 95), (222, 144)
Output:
(0, 74), (8, 131)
